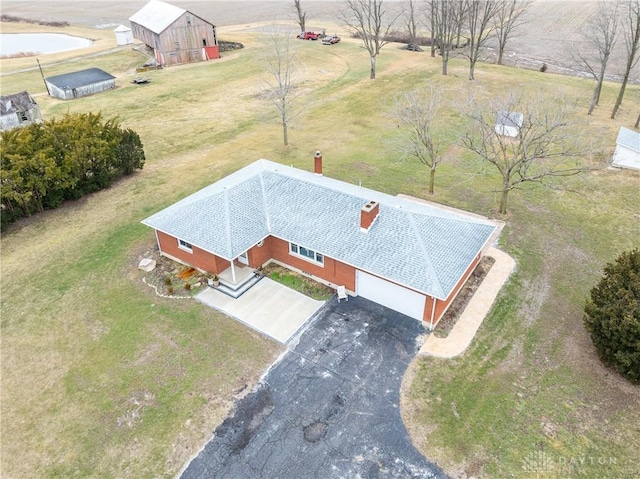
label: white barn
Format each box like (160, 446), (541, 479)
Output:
(45, 68), (116, 101)
(114, 24), (134, 46)
(612, 127), (640, 170)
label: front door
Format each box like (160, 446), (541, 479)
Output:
(238, 251), (249, 266)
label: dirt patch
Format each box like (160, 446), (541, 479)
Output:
(433, 256), (496, 338)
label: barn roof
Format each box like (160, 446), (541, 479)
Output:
(45, 68), (115, 91)
(496, 110), (524, 129)
(129, 0), (186, 34)
(143, 159), (496, 300)
(616, 127), (640, 153)
(0, 91), (37, 115)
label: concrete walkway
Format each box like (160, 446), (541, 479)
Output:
(196, 278), (325, 344)
(420, 247), (516, 358)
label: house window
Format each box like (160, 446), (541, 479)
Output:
(18, 111), (28, 122)
(178, 239), (193, 253)
(202, 38), (207, 47)
(289, 242), (324, 266)
(175, 41), (180, 50)
(186, 16), (191, 26)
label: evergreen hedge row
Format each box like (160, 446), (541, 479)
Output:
(1, 112), (145, 229)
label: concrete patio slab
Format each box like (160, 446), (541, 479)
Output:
(196, 278), (325, 344)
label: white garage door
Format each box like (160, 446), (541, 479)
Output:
(356, 271), (426, 321)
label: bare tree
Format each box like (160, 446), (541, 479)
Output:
(391, 86), (446, 194)
(342, 0), (402, 79)
(612, 0), (640, 119)
(260, 30), (298, 146)
(574, 1), (620, 115)
(493, 0), (532, 65)
(465, 0), (501, 80)
(432, 0), (467, 75)
(294, 0), (307, 33)
(461, 89), (595, 214)
(425, 0), (437, 57)
(406, 0), (419, 50)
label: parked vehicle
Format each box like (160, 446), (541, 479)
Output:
(322, 35), (341, 45)
(297, 31), (321, 40)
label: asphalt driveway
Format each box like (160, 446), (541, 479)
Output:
(181, 297), (447, 478)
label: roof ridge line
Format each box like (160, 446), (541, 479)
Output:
(259, 171), (272, 232)
(223, 188), (233, 259)
(406, 211), (444, 299)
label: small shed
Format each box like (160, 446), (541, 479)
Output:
(45, 68), (116, 100)
(114, 24), (134, 45)
(129, 0), (219, 67)
(612, 126), (640, 170)
(495, 111), (524, 138)
(0, 91), (42, 131)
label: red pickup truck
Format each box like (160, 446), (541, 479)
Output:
(297, 31), (321, 40)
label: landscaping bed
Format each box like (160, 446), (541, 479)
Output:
(262, 263), (335, 301)
(433, 256), (495, 338)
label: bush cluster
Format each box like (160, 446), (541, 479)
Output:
(1, 112), (145, 229)
(584, 249), (640, 384)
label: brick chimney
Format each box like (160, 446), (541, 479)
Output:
(360, 200), (379, 232)
(314, 150), (323, 175)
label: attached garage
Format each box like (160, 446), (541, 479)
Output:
(356, 270), (426, 321)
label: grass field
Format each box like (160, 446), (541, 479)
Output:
(1, 16), (639, 479)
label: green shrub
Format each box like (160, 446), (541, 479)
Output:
(163, 276), (172, 286)
(184, 283), (191, 291)
(0, 112), (145, 229)
(584, 249), (640, 383)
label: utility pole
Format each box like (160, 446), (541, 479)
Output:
(36, 58), (50, 95)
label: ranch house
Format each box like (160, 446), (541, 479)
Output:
(143, 155), (496, 329)
(129, 0), (220, 67)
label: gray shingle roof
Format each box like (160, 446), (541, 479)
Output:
(129, 0), (186, 34)
(617, 126), (640, 153)
(45, 68), (115, 90)
(0, 91), (36, 115)
(142, 160), (496, 300)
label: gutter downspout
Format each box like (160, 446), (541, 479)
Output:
(429, 297), (437, 331)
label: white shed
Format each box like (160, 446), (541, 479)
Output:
(495, 111), (523, 138)
(612, 127), (640, 170)
(114, 24), (134, 45)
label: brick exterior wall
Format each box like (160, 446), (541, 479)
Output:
(156, 230), (229, 274)
(262, 236), (356, 291)
(155, 230), (481, 328)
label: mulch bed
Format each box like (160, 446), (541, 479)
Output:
(433, 256), (496, 338)
(136, 246), (210, 298)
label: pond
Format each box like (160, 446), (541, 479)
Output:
(0, 33), (93, 57)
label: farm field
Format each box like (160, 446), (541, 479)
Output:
(1, 2), (640, 478)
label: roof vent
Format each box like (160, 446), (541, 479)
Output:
(360, 200), (379, 232)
